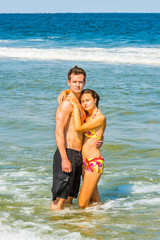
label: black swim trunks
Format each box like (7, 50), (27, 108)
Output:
(52, 148), (83, 201)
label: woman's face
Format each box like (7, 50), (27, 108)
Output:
(80, 93), (96, 111)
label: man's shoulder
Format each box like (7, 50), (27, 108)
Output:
(57, 99), (73, 113)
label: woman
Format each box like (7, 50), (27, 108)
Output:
(68, 89), (106, 208)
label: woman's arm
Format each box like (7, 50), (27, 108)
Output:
(57, 89), (70, 104)
(69, 98), (106, 132)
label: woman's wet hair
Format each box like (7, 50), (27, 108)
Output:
(81, 89), (100, 107)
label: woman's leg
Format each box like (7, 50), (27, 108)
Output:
(78, 170), (101, 208)
(90, 186), (100, 203)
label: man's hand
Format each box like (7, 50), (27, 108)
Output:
(62, 158), (72, 173)
(96, 135), (104, 149)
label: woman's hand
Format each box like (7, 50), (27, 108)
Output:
(66, 96), (78, 107)
(57, 89), (70, 104)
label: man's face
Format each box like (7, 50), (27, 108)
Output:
(67, 73), (85, 95)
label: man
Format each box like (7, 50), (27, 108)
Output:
(51, 66), (101, 210)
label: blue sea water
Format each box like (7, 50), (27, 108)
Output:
(0, 13), (160, 240)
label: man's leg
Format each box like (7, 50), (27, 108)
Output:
(50, 197), (65, 210)
(64, 196), (73, 204)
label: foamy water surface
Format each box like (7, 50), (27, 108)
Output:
(0, 46), (160, 65)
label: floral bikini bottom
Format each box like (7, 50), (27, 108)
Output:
(82, 156), (104, 174)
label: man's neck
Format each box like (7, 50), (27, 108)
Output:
(69, 91), (81, 102)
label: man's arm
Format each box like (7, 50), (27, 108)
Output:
(55, 100), (73, 173)
(96, 135), (104, 149)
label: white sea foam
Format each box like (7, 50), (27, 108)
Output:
(0, 40), (15, 43)
(0, 178), (10, 193)
(5, 170), (36, 178)
(28, 39), (44, 42)
(0, 47), (160, 65)
(131, 182), (160, 194)
(0, 222), (83, 240)
(121, 197), (160, 209)
(10, 145), (25, 150)
(84, 200), (115, 213)
(100, 200), (115, 210)
(134, 198), (160, 205)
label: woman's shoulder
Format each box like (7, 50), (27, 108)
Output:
(97, 110), (106, 121)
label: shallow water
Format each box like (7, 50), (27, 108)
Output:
(1, 59), (160, 239)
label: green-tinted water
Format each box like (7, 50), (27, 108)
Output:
(0, 60), (160, 239)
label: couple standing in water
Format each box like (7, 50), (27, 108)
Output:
(51, 66), (106, 210)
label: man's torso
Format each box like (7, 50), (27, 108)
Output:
(64, 101), (85, 151)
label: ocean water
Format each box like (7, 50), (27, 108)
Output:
(0, 13), (160, 240)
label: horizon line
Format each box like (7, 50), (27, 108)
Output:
(0, 12), (160, 14)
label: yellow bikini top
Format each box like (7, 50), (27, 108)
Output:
(84, 129), (101, 139)
(84, 110), (101, 140)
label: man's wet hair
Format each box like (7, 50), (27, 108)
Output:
(67, 66), (86, 82)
